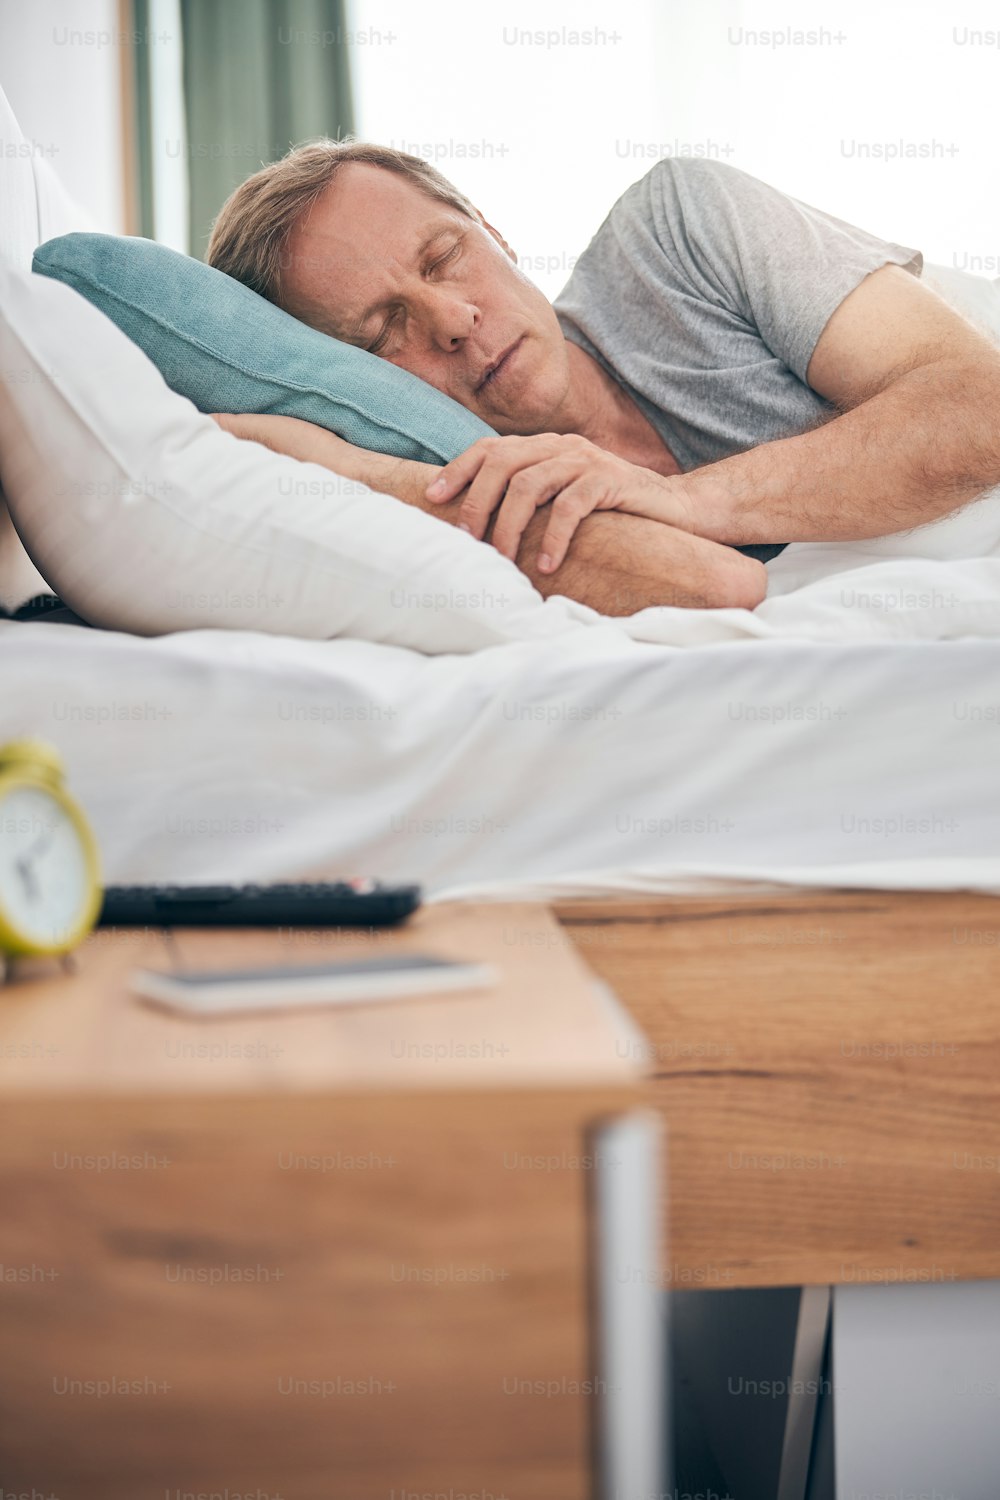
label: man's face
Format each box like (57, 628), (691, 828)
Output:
(279, 163), (571, 434)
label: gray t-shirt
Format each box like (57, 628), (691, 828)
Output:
(553, 159), (922, 560)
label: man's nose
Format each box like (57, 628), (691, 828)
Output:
(420, 289), (479, 352)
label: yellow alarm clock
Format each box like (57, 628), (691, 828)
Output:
(0, 739), (102, 958)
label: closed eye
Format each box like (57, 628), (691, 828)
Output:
(430, 242), (461, 273)
(366, 236), (464, 353)
(367, 309), (402, 356)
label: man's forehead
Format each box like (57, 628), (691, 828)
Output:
(283, 165), (461, 326)
(295, 162), (456, 255)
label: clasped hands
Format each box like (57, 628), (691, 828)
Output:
(424, 433), (694, 573)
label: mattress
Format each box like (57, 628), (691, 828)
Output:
(3, 616), (998, 900)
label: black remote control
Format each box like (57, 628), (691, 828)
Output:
(97, 879), (421, 928)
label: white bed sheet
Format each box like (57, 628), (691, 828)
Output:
(3, 611), (999, 901)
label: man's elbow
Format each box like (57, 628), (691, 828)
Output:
(651, 546), (768, 611)
(711, 553), (768, 610)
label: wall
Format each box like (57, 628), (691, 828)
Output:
(0, 0), (127, 231)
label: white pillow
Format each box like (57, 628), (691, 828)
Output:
(0, 264), (582, 651)
(0, 83), (100, 613)
(0, 85), (56, 611)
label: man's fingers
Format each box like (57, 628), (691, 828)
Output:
(490, 461), (575, 559)
(538, 484), (601, 572)
(425, 435), (563, 504)
(424, 435), (610, 559)
(456, 458), (521, 539)
(425, 444), (490, 503)
(426, 436), (525, 503)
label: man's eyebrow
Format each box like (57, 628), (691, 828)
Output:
(347, 222), (458, 339)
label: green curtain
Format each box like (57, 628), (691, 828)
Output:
(179, 0), (355, 258)
(130, 0), (156, 239)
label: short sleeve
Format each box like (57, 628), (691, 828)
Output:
(634, 159), (923, 384)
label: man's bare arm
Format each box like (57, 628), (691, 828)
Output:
(391, 457), (764, 612)
(211, 413), (766, 612)
(673, 266), (1000, 545)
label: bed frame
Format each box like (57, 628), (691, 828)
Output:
(553, 886), (1000, 1288)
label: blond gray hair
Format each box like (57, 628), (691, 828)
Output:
(206, 138), (480, 310)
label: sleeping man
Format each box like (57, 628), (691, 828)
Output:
(205, 142), (1000, 614)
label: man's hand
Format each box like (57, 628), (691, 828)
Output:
(424, 432), (692, 571)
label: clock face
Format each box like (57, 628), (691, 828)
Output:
(0, 784), (92, 949)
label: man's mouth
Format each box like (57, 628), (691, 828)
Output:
(476, 337), (524, 394)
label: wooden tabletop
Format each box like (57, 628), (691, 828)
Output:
(0, 901), (641, 1096)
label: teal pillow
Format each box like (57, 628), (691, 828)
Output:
(32, 233), (496, 465)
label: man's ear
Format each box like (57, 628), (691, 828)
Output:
(474, 210), (518, 265)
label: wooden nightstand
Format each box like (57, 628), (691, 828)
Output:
(0, 901), (661, 1500)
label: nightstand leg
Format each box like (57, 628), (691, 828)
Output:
(591, 1111), (665, 1499)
